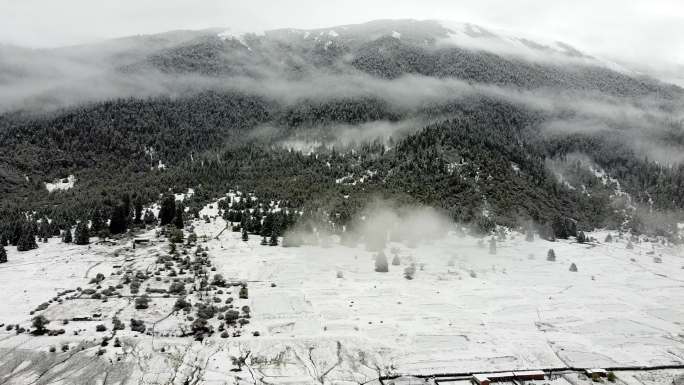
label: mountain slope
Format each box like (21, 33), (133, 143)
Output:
(0, 19), (683, 238)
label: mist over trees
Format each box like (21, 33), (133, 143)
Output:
(0, 19), (683, 245)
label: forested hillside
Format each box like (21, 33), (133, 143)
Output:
(1, 19), (683, 249)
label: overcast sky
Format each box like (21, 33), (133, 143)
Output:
(1, 0), (682, 83)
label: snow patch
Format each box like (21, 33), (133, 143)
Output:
(217, 29), (262, 51)
(436, 20), (632, 73)
(45, 175), (76, 192)
(173, 188), (195, 202)
(391, 31), (401, 39)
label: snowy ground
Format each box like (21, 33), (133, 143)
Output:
(1, 201), (683, 384)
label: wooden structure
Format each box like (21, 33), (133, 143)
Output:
(472, 371), (545, 385)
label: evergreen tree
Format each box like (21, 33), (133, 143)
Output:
(0, 244), (7, 263)
(173, 205), (184, 229)
(375, 251), (389, 272)
(109, 204), (129, 235)
(547, 248), (556, 261)
(261, 214), (274, 237)
(404, 263), (416, 280)
(242, 229), (249, 242)
(525, 227), (534, 242)
(63, 228), (73, 243)
(143, 209), (156, 226)
(38, 219), (51, 240)
(74, 222), (90, 245)
(90, 209), (104, 233)
(159, 194), (176, 226)
(604, 234), (613, 243)
(269, 231), (278, 246)
(577, 231), (587, 244)
(0, 233), (7, 246)
(17, 223), (38, 252)
(260, 236), (268, 246)
(32, 315), (49, 335)
(240, 212), (248, 231)
(122, 193), (131, 218)
(552, 216), (577, 239)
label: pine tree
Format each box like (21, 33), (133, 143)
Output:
(38, 219), (51, 240)
(0, 244), (7, 263)
(74, 222), (90, 245)
(261, 214), (271, 237)
(242, 229), (249, 242)
(269, 231), (278, 246)
(63, 228), (73, 243)
(143, 209), (156, 226)
(109, 204), (129, 235)
(90, 209), (104, 233)
(404, 264), (416, 280)
(604, 234), (613, 243)
(159, 194), (176, 226)
(32, 315), (49, 335)
(260, 236), (268, 246)
(547, 248), (556, 261)
(375, 251), (389, 272)
(17, 223), (38, 252)
(173, 206), (184, 229)
(577, 231), (586, 244)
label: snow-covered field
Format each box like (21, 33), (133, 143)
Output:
(1, 201), (683, 384)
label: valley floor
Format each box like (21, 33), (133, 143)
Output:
(1, 200), (683, 384)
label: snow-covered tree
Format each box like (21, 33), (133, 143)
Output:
(404, 264), (416, 280)
(32, 315), (49, 335)
(525, 228), (534, 242)
(74, 222), (90, 245)
(577, 231), (587, 243)
(547, 248), (556, 261)
(375, 251), (389, 272)
(63, 228), (73, 243)
(143, 209), (156, 226)
(269, 232), (278, 246)
(17, 224), (38, 252)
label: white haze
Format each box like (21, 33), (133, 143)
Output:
(1, 0), (681, 86)
(1, 28), (682, 166)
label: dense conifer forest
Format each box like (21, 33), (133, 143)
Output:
(1, 20), (683, 251)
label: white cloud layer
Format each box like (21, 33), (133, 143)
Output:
(0, 0), (682, 85)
